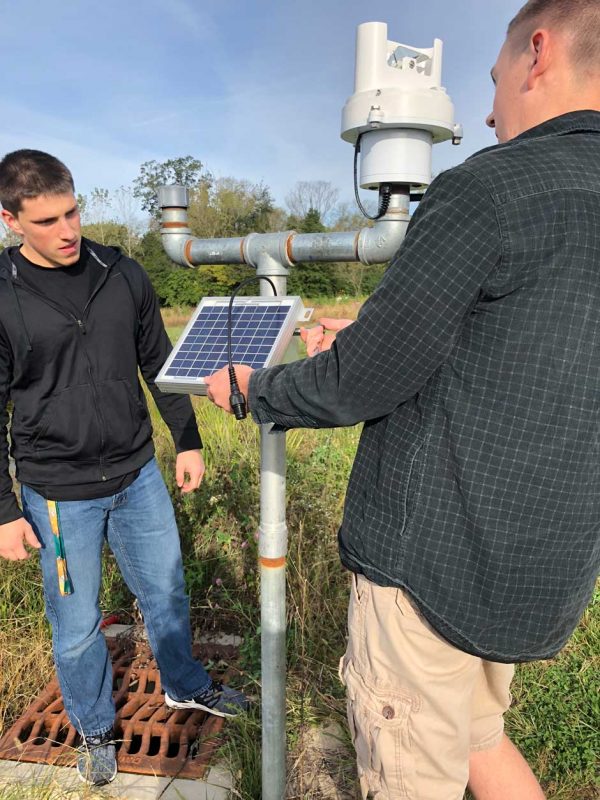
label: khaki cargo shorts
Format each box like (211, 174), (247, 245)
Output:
(338, 575), (514, 800)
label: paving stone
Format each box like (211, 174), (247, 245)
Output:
(0, 759), (233, 799)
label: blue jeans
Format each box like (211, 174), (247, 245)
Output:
(22, 458), (211, 737)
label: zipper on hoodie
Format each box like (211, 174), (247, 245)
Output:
(9, 265), (113, 480)
(77, 265), (113, 479)
(73, 317), (107, 479)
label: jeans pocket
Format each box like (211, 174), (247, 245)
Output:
(342, 659), (416, 799)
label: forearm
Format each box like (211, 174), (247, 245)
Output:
(148, 385), (203, 452)
(249, 346), (367, 429)
(0, 340), (21, 523)
(0, 409), (22, 524)
(134, 266), (203, 452)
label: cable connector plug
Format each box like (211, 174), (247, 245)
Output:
(226, 276), (276, 421)
(228, 365), (247, 420)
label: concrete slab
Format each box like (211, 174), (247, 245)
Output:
(0, 759), (233, 799)
(196, 633), (243, 648)
(101, 624), (135, 639)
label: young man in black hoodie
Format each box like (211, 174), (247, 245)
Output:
(0, 150), (247, 786)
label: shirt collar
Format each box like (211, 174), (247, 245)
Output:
(469, 110), (600, 161)
(512, 110), (600, 142)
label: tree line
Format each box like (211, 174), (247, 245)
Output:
(0, 156), (386, 305)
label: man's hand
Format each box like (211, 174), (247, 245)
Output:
(176, 449), (205, 493)
(0, 517), (41, 561)
(300, 317), (354, 356)
(205, 365), (254, 414)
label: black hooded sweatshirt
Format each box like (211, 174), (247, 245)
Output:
(0, 239), (202, 523)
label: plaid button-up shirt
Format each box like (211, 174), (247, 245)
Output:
(249, 112), (600, 662)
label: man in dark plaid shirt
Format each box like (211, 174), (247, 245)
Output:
(207, 1), (600, 797)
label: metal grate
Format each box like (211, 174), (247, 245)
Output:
(0, 637), (240, 779)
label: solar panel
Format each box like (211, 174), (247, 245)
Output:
(157, 295), (311, 395)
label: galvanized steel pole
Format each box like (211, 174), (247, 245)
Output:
(256, 263), (288, 800)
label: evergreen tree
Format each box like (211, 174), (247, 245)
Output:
(287, 208), (339, 297)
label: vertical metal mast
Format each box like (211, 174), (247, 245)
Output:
(256, 260), (289, 800)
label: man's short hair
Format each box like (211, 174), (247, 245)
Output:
(0, 149), (74, 215)
(508, 0), (600, 71)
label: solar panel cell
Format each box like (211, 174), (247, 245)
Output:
(156, 296), (310, 395)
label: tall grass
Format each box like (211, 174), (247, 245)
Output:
(0, 560), (52, 735)
(0, 306), (598, 799)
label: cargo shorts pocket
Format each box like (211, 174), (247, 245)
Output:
(348, 574), (370, 644)
(341, 659), (417, 799)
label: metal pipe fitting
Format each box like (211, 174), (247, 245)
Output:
(188, 237), (246, 266)
(157, 186), (193, 267)
(287, 231), (359, 264)
(357, 187), (411, 265)
(245, 233), (294, 273)
(158, 184), (411, 270)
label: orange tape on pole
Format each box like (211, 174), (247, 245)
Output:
(260, 556), (286, 569)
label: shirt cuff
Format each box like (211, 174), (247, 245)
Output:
(248, 370), (319, 430)
(0, 493), (24, 526)
(173, 427), (203, 453)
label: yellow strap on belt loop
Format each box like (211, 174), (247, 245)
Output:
(47, 500), (73, 596)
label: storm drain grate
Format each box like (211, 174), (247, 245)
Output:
(0, 637), (241, 779)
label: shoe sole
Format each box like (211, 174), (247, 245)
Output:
(164, 694), (237, 718)
(76, 764), (118, 786)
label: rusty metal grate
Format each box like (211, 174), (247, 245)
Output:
(0, 637), (240, 779)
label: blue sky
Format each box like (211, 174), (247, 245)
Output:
(1, 0), (525, 211)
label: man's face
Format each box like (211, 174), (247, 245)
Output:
(487, 38), (532, 143)
(1, 192), (81, 268)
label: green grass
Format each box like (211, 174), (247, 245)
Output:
(0, 316), (598, 799)
(505, 590), (600, 797)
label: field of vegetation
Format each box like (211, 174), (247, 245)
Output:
(0, 301), (598, 799)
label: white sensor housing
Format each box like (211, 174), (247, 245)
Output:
(341, 22), (461, 189)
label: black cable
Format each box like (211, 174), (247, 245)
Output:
(227, 276), (277, 420)
(353, 133), (392, 221)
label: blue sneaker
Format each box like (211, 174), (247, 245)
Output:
(77, 728), (117, 786)
(165, 680), (249, 718)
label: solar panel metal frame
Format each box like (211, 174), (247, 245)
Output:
(157, 295), (310, 395)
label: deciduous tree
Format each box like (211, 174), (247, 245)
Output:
(133, 156), (211, 220)
(285, 181), (339, 224)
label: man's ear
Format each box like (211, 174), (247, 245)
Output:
(0, 208), (23, 236)
(527, 29), (552, 89)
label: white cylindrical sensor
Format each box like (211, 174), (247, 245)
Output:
(342, 23), (461, 189)
(359, 129), (433, 188)
(354, 21), (388, 93)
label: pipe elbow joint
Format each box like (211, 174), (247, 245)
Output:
(158, 185), (193, 267)
(160, 230), (193, 267)
(357, 217), (409, 265)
